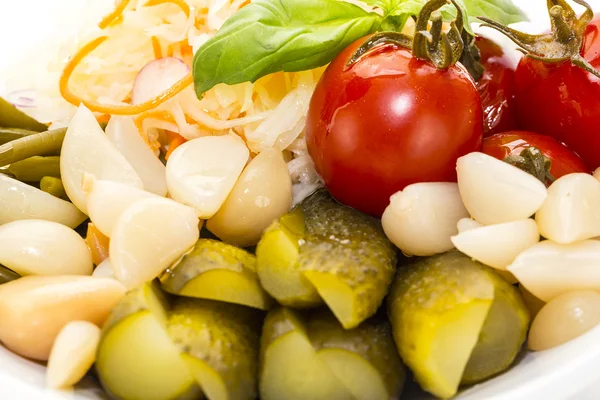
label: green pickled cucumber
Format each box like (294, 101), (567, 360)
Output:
(307, 309), (406, 400)
(388, 251), (530, 399)
(96, 283), (201, 400)
(167, 298), (261, 400)
(257, 189), (397, 328)
(160, 239), (273, 310)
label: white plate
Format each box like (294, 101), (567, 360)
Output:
(1, 1), (600, 399)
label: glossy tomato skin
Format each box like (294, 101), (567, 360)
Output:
(514, 17), (600, 170)
(475, 36), (518, 136)
(306, 36), (483, 216)
(482, 131), (588, 180)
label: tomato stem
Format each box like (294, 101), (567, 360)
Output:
(479, 0), (600, 79)
(504, 147), (556, 186)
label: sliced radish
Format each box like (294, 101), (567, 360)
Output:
(536, 173), (600, 244)
(131, 57), (189, 105)
(83, 175), (158, 238)
(165, 134), (249, 218)
(508, 240), (600, 302)
(60, 105), (143, 214)
(105, 116), (168, 196)
(0, 220), (93, 277)
(110, 197), (200, 290)
(381, 183), (469, 256)
(451, 219), (540, 270)
(457, 152), (547, 225)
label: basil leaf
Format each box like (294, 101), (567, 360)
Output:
(462, 0), (528, 25)
(192, 0), (382, 98)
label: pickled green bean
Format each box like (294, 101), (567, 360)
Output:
(8, 156), (60, 182)
(0, 128), (66, 167)
(0, 128), (39, 145)
(0, 97), (47, 132)
(40, 176), (67, 199)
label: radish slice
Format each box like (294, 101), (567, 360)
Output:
(60, 105), (143, 214)
(83, 175), (158, 238)
(508, 240), (600, 302)
(457, 152), (547, 225)
(0, 174), (86, 228)
(131, 58), (189, 105)
(105, 116), (168, 196)
(166, 135), (249, 218)
(0, 220), (93, 277)
(110, 197), (200, 290)
(536, 173), (600, 244)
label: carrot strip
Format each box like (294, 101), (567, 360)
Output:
(134, 110), (177, 149)
(145, 0), (191, 17)
(151, 36), (163, 59)
(98, 0), (131, 29)
(165, 133), (186, 160)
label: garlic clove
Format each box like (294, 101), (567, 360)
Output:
(536, 173), (600, 244)
(84, 175), (157, 238)
(0, 220), (93, 276)
(0, 275), (125, 361)
(382, 183), (469, 257)
(457, 218), (483, 233)
(451, 219), (540, 270)
(47, 321), (101, 389)
(110, 197), (200, 290)
(60, 105), (143, 214)
(456, 152), (547, 225)
(105, 116), (168, 196)
(93, 258), (116, 280)
(508, 240), (600, 302)
(166, 135), (249, 218)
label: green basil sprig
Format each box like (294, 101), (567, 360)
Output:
(192, 0), (528, 99)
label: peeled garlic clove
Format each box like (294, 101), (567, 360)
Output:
(93, 258), (116, 280)
(0, 174), (86, 228)
(0, 275), (125, 360)
(536, 174), (600, 244)
(457, 152), (547, 225)
(110, 197), (200, 290)
(84, 175), (157, 237)
(207, 148), (293, 247)
(47, 321), (101, 389)
(105, 116), (167, 196)
(382, 183), (469, 256)
(528, 290), (600, 351)
(166, 135), (249, 218)
(60, 105), (143, 214)
(451, 219), (540, 270)
(508, 240), (600, 302)
(0, 220), (93, 276)
(457, 218), (482, 233)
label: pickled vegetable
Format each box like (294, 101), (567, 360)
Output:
(207, 148), (293, 247)
(0, 97), (47, 132)
(40, 176), (67, 199)
(257, 190), (397, 328)
(96, 283), (200, 400)
(307, 309), (406, 400)
(529, 290), (600, 351)
(0, 128), (38, 145)
(0, 128), (66, 167)
(259, 308), (353, 400)
(160, 239), (273, 310)
(167, 298), (261, 400)
(388, 251), (529, 398)
(0, 265), (20, 284)
(519, 285), (545, 319)
(8, 156), (60, 182)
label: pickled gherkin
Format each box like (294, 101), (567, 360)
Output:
(160, 239), (273, 310)
(388, 251), (529, 399)
(259, 307), (405, 400)
(257, 189), (397, 329)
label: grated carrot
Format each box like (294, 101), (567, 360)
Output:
(165, 132), (187, 160)
(98, 0), (131, 29)
(134, 110), (177, 149)
(151, 36), (163, 59)
(144, 0), (191, 18)
(96, 114), (111, 124)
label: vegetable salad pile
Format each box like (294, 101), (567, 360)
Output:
(2, 0), (600, 399)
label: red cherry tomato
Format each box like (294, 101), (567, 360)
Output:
(475, 36), (518, 136)
(482, 131), (588, 180)
(514, 16), (600, 170)
(306, 36), (483, 217)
